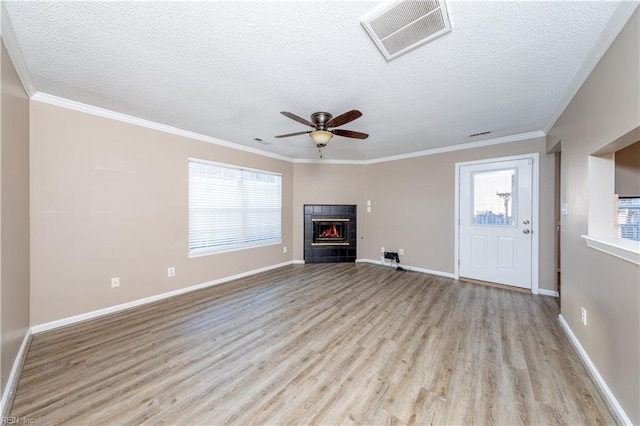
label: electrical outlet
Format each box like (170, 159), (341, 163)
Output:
(399, 248), (404, 255)
(168, 267), (175, 277)
(581, 307), (587, 326)
(111, 277), (120, 288)
(283, 246), (287, 253)
(381, 246), (385, 253)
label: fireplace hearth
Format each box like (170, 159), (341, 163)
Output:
(304, 205), (356, 263)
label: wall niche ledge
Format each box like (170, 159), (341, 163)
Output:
(582, 235), (640, 265)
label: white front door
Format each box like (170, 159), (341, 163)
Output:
(459, 158), (533, 289)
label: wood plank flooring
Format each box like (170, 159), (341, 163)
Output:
(11, 263), (614, 425)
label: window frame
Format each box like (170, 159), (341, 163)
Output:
(188, 157), (282, 258)
(582, 128), (640, 265)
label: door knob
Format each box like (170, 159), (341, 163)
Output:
(523, 229), (530, 234)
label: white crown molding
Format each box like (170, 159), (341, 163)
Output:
(31, 92), (296, 163)
(0, 3), (35, 97)
(558, 314), (633, 425)
(33, 93), (547, 166)
(293, 158), (370, 165)
(363, 131), (546, 165)
(295, 131), (546, 165)
(543, 1), (639, 134)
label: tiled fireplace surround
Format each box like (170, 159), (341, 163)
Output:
(304, 204), (357, 263)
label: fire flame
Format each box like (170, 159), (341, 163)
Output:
(320, 225), (340, 238)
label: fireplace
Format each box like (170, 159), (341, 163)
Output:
(304, 205), (356, 263)
(312, 218), (349, 245)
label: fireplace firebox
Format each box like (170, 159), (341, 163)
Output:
(312, 218), (349, 245)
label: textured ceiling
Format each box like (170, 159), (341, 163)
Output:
(3, 1), (625, 160)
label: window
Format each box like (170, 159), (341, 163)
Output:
(615, 141), (640, 242)
(188, 159), (282, 256)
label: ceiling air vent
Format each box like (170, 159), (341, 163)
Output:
(469, 130), (491, 137)
(361, 0), (452, 61)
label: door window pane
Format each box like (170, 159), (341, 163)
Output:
(472, 169), (517, 226)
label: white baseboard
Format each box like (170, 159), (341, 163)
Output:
(31, 261), (297, 334)
(292, 259), (305, 264)
(558, 314), (632, 425)
(537, 289), (559, 297)
(355, 258), (456, 279)
(0, 329), (32, 417)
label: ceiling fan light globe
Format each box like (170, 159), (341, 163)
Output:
(310, 130), (333, 147)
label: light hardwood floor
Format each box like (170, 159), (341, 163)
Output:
(12, 263), (614, 425)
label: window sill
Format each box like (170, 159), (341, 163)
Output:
(188, 240), (282, 258)
(581, 235), (640, 265)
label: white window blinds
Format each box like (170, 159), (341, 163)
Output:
(618, 197), (640, 242)
(189, 159), (282, 255)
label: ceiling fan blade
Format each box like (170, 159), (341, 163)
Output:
(274, 131), (311, 138)
(280, 111), (316, 128)
(326, 110), (362, 128)
(332, 129), (369, 139)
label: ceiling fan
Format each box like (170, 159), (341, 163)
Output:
(275, 110), (369, 148)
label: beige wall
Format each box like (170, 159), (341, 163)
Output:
(0, 40), (30, 401)
(33, 100), (558, 328)
(292, 163), (367, 260)
(364, 137), (556, 291)
(615, 141), (640, 196)
(30, 101), (293, 326)
(291, 137), (555, 290)
(547, 8), (640, 424)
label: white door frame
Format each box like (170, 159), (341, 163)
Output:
(454, 153), (540, 294)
